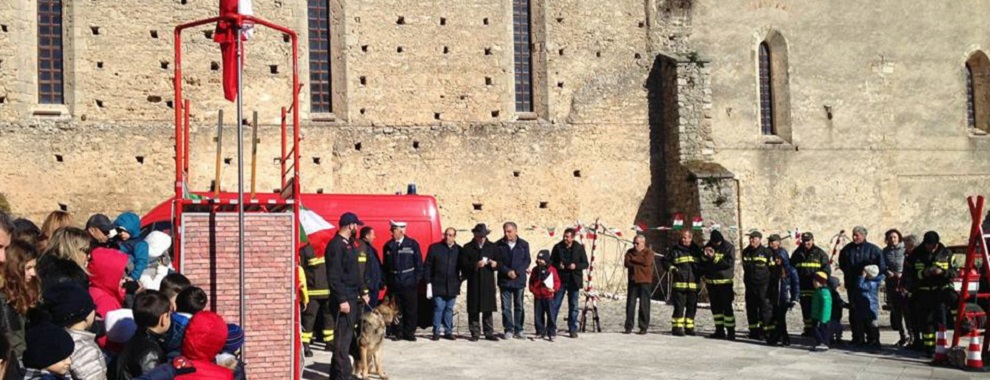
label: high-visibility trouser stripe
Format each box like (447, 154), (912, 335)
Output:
(674, 257), (697, 264)
(308, 257), (326, 266)
(795, 263), (821, 268)
(307, 289), (330, 297)
(764, 324), (775, 331)
(301, 331), (314, 344)
(724, 316), (736, 328)
(685, 318), (695, 329)
(673, 282), (698, 290)
(672, 317), (685, 328)
(322, 330), (335, 342)
(358, 255), (367, 263)
(713, 314), (724, 326)
(923, 333), (935, 347)
(804, 319), (813, 330)
(749, 323), (761, 329)
(705, 279), (733, 285)
(934, 261), (949, 269)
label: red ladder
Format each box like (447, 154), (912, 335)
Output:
(951, 195), (990, 362)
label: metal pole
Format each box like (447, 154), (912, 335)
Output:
(250, 110), (258, 198)
(214, 110), (224, 197)
(236, 24), (247, 338)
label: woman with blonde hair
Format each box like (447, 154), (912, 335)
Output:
(38, 227), (91, 291)
(41, 211), (74, 249)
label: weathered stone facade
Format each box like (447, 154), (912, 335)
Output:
(2, 0), (990, 257)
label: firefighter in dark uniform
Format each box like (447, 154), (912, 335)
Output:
(700, 229), (736, 340)
(741, 231), (773, 340)
(383, 220), (424, 342)
(790, 232), (830, 337)
(662, 230), (702, 336)
(326, 212), (366, 380)
(299, 243), (333, 357)
(911, 231), (956, 356)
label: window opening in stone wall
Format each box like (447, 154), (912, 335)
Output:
(758, 42), (774, 135)
(512, 0), (534, 113)
(966, 51), (989, 133)
(38, 0), (64, 105)
(307, 0), (332, 113)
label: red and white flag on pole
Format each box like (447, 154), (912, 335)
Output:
(214, 0), (254, 102)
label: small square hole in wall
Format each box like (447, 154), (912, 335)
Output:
(147, 95), (162, 103)
(556, 17), (564, 23)
(269, 65), (279, 74)
(359, 76), (367, 86)
(282, 33), (291, 43)
(634, 53), (642, 59)
(483, 18), (489, 25)
(135, 156), (145, 165)
(0, 96), (5, 104)
(97, 61), (104, 68)
(1, 25), (7, 32)
(472, 203), (483, 211)
(539, 201), (549, 209)
(204, 30), (213, 39)
(316, 188), (325, 194)
(557, 82), (564, 88)
(90, 26), (100, 35)
(273, 157), (281, 164)
(485, 77), (492, 86)
(558, 49), (564, 56)
(443, 46), (449, 54)
(361, 45), (369, 52)
(160, 61), (169, 70)
(312, 157), (321, 165)
(272, 188), (280, 193)
(181, 0), (188, 4)
(210, 61), (220, 71)
(166, 100), (174, 108)
(396, 16), (405, 25)
(512, 170), (520, 177)
(484, 47), (492, 55)
(150, 30), (159, 39)
(58, 203), (68, 212)
(433, 113), (440, 120)
(95, 99), (105, 108)
(54, 154), (64, 163)
(573, 170), (582, 178)
(491, 110), (500, 118)
(596, 51), (602, 58)
(354, 142), (363, 151)
(224, 157), (232, 165)
(397, 46), (404, 53)
(359, 108), (367, 115)
(412, 141), (420, 149)
(440, 17), (447, 26)
(638, 21), (645, 28)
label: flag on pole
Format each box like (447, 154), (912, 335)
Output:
(691, 216), (703, 231)
(672, 214), (684, 230)
(214, 0), (254, 102)
(300, 206), (334, 256)
(181, 180), (206, 201)
(634, 222), (647, 233)
(548, 227), (556, 237)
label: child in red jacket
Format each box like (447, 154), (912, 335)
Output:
(529, 250), (561, 342)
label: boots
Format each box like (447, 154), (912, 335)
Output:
(672, 327), (685, 336)
(686, 328), (696, 336)
(749, 330), (763, 340)
(727, 328), (736, 341)
(303, 343), (314, 358)
(711, 327), (726, 339)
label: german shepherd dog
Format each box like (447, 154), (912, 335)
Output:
(356, 298), (399, 379)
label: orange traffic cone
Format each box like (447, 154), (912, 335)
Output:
(965, 329), (986, 372)
(932, 325), (949, 365)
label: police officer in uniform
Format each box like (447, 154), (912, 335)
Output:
(741, 231), (773, 340)
(299, 243), (334, 357)
(791, 232), (830, 337)
(700, 229), (736, 340)
(383, 220), (424, 342)
(326, 212), (366, 380)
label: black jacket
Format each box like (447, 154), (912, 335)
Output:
(326, 233), (361, 304)
(425, 241), (462, 298)
(911, 243), (955, 291)
(741, 244), (773, 284)
(838, 241), (887, 289)
(36, 256), (90, 293)
(109, 329), (167, 380)
(383, 237), (424, 290)
(550, 241), (589, 290)
(701, 240), (735, 285)
(791, 244), (830, 297)
(662, 242), (702, 290)
(495, 238), (531, 290)
(459, 239), (499, 314)
(300, 244), (330, 299)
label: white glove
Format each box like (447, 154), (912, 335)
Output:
(426, 283), (433, 300)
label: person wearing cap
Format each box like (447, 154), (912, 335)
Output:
(43, 283), (105, 380)
(791, 232), (831, 337)
(424, 228), (462, 341)
(529, 249), (560, 341)
(22, 322), (74, 379)
(767, 234), (793, 271)
(495, 222), (531, 340)
(741, 230), (773, 340)
(837, 226), (886, 346)
(810, 271), (832, 351)
(909, 231), (955, 356)
(662, 230), (702, 337)
(216, 323), (245, 379)
(326, 212), (365, 379)
(550, 227), (589, 338)
(459, 223), (501, 341)
(85, 213), (117, 249)
(700, 229), (736, 340)
(623, 235), (655, 335)
(383, 220), (424, 342)
(855, 264), (885, 350)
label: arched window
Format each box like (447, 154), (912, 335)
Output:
(966, 51), (989, 133)
(756, 31), (791, 143)
(758, 42), (773, 135)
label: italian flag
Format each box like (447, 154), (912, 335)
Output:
(634, 222), (647, 233)
(214, 0), (255, 102)
(672, 214), (684, 230)
(691, 216), (703, 231)
(300, 207), (334, 257)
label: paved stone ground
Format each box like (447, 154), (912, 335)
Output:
(302, 297), (986, 379)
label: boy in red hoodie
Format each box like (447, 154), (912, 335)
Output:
(87, 247), (130, 352)
(529, 250), (561, 342)
(178, 311), (234, 380)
